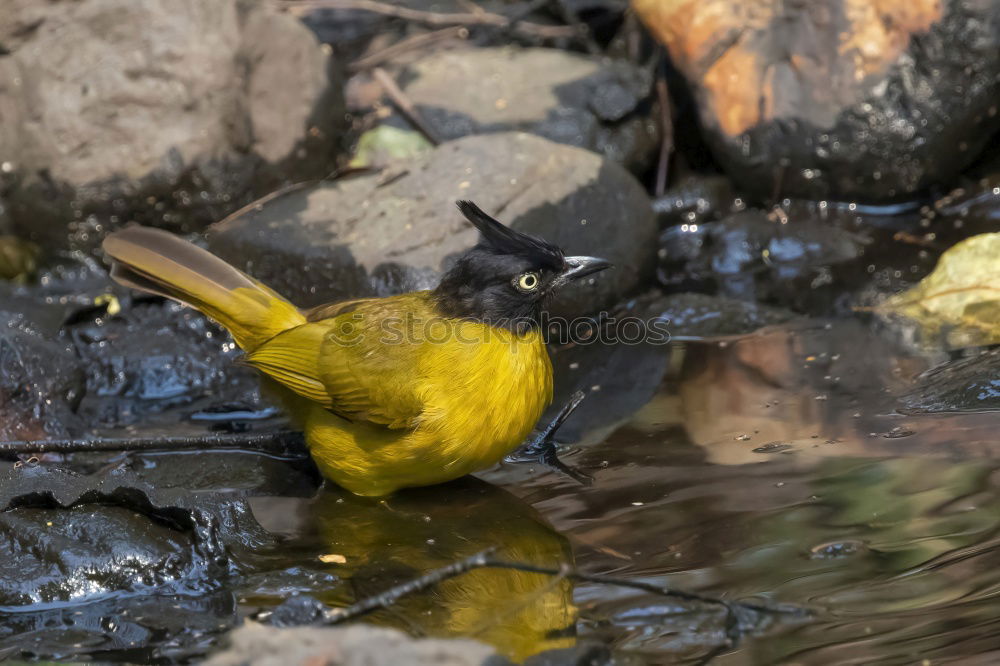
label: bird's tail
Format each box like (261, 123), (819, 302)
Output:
(102, 226), (306, 351)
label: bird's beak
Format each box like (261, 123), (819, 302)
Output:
(555, 256), (612, 286)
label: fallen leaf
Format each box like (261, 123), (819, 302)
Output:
(880, 233), (1000, 349)
(348, 126), (432, 170)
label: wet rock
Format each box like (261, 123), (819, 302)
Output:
(0, 0), (344, 251)
(658, 209), (867, 310)
(0, 592), (239, 662)
(397, 47), (659, 172)
(0, 504), (204, 606)
(204, 622), (498, 666)
(651, 175), (741, 228)
(208, 132), (657, 317)
(264, 594), (330, 627)
(0, 450), (308, 661)
(634, 0), (1000, 201)
(900, 348), (1000, 413)
(0, 462), (274, 611)
(0, 312), (84, 441)
(70, 301), (268, 428)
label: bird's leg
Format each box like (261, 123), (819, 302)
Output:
(508, 390), (592, 485)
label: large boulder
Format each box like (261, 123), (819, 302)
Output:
(396, 47), (660, 173)
(634, 0), (1000, 201)
(207, 132), (657, 317)
(0, 0), (344, 251)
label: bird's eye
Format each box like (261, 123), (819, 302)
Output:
(515, 272), (540, 292)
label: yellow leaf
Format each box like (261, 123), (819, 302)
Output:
(881, 233), (1000, 349)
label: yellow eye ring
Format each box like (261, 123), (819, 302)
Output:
(515, 272), (540, 292)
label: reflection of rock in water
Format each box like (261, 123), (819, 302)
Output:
(304, 477), (576, 662)
(675, 320), (919, 464)
(672, 319), (1000, 464)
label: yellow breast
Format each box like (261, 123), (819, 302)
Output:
(415, 320), (553, 470)
(301, 320), (553, 496)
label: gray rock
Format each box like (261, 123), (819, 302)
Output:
(208, 132), (657, 317)
(0, 0), (344, 251)
(204, 622), (498, 666)
(658, 209), (867, 307)
(397, 47), (660, 173)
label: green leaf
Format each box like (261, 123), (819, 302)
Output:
(348, 126), (432, 170)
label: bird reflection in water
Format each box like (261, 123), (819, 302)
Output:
(305, 477), (577, 661)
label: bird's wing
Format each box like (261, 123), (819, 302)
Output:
(245, 296), (432, 429)
(301, 297), (381, 322)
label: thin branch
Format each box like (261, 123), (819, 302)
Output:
(654, 56), (674, 197)
(482, 558), (803, 618)
(278, 0), (577, 40)
(348, 26), (468, 72)
(324, 548), (498, 624)
(320, 548), (806, 628)
(372, 67), (442, 145)
(0, 430), (305, 456)
(549, 0), (601, 55)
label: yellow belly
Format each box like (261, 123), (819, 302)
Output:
(299, 323), (553, 496)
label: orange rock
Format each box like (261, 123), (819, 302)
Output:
(634, 0), (943, 136)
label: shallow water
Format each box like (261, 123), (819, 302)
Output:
(3, 305), (1000, 662)
(231, 318), (1000, 664)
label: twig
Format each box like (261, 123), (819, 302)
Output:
(549, 0), (601, 55)
(319, 547), (806, 628)
(0, 430), (305, 456)
(654, 60), (673, 197)
(372, 67), (442, 145)
(324, 548), (498, 623)
(278, 0), (577, 40)
(215, 181), (314, 229)
(348, 26), (468, 72)
(483, 558), (803, 619)
(624, 9), (641, 63)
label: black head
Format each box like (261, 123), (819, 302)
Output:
(433, 201), (611, 331)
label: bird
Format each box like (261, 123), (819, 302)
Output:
(102, 201), (610, 496)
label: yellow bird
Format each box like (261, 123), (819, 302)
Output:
(102, 201), (610, 496)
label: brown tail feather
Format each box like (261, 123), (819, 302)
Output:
(103, 226), (305, 351)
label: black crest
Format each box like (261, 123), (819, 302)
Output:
(456, 201), (564, 269)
